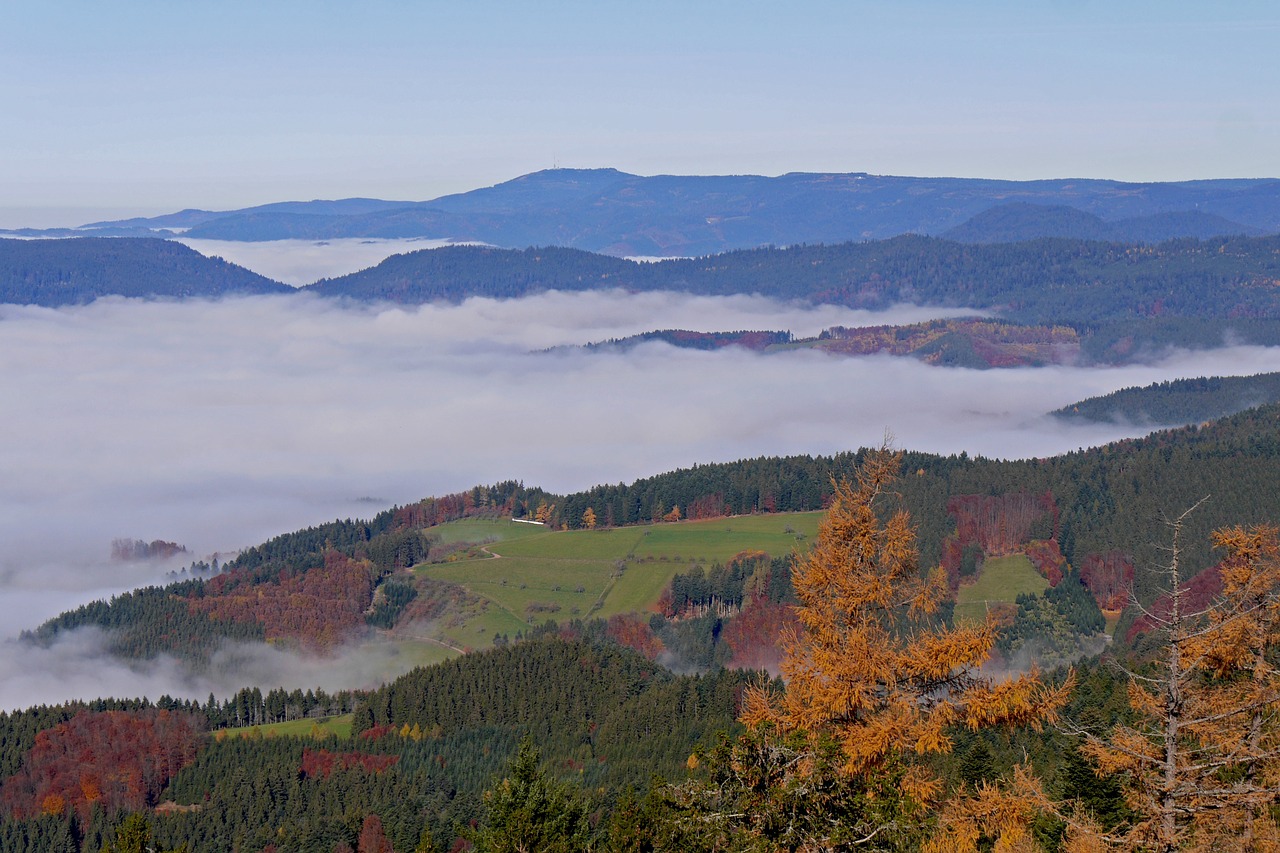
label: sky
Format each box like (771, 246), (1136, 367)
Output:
(2, 1), (1279, 227)
(3, 2), (1280, 709)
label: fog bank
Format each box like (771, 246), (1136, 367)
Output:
(3, 289), (1276, 709)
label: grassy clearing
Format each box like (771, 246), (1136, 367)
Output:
(954, 554), (1048, 625)
(1103, 610), (1123, 637)
(595, 561), (684, 619)
(434, 602), (532, 650)
(631, 513), (820, 563)
(220, 714), (354, 740)
(364, 638), (458, 669)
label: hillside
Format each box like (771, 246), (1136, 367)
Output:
(1054, 372), (1280, 426)
(0, 638), (749, 852)
(575, 320), (1078, 368)
(65, 169), (1280, 255)
(0, 237), (292, 306)
(9, 407), (1280, 849)
(9, 235), (1280, 363)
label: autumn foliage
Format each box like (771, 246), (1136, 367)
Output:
(299, 747), (399, 780)
(605, 613), (665, 660)
(1080, 550), (1135, 612)
(738, 448), (1069, 848)
(1075, 518), (1280, 851)
(190, 550), (374, 650)
(0, 709), (203, 821)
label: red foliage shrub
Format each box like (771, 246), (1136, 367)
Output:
(605, 614), (664, 660)
(0, 709), (203, 821)
(1080, 550), (1135, 612)
(299, 748), (399, 780)
(1025, 539), (1066, 587)
(723, 599), (797, 673)
(358, 725), (398, 742)
(190, 551), (373, 650)
(1125, 565), (1224, 643)
(358, 813), (395, 853)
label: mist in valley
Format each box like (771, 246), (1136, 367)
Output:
(4, 250), (1278, 710)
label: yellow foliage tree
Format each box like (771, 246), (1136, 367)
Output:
(582, 507), (597, 530)
(1070, 507), (1280, 852)
(739, 447), (1069, 849)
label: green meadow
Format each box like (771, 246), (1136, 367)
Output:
(953, 554), (1049, 625)
(412, 512), (822, 648)
(221, 714), (354, 740)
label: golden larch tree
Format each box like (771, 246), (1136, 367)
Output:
(737, 448), (1068, 850)
(1071, 507), (1280, 852)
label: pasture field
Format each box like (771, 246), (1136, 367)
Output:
(412, 511), (822, 645)
(430, 517), (547, 545)
(953, 554), (1049, 625)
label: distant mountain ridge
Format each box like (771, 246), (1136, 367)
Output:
(10, 235), (1280, 365)
(942, 203), (1260, 244)
(13, 168), (1280, 256)
(306, 235), (1280, 324)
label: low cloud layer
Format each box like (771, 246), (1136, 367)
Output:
(0, 628), (424, 711)
(3, 288), (1277, 709)
(176, 237), (464, 285)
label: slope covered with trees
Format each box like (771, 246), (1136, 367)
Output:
(1054, 372), (1280, 426)
(0, 238), (291, 306)
(306, 235), (1280, 358)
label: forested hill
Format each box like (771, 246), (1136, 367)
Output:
(1054, 372), (1280, 426)
(11, 235), (1280, 352)
(0, 238), (292, 306)
(31, 400), (1280, 663)
(306, 235), (1280, 330)
(79, 169), (1280, 255)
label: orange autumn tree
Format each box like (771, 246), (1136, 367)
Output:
(731, 447), (1069, 850)
(1066, 510), (1280, 852)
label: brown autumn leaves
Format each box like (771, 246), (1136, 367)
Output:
(732, 448), (1280, 852)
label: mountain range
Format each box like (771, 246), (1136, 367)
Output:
(7, 168), (1280, 255)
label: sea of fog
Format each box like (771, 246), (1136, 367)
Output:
(2, 239), (1278, 709)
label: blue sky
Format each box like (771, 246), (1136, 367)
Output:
(3, 1), (1278, 225)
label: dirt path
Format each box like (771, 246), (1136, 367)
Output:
(403, 634), (467, 654)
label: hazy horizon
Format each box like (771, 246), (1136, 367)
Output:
(5, 3), (1277, 215)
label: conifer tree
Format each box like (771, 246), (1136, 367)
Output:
(471, 737), (594, 853)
